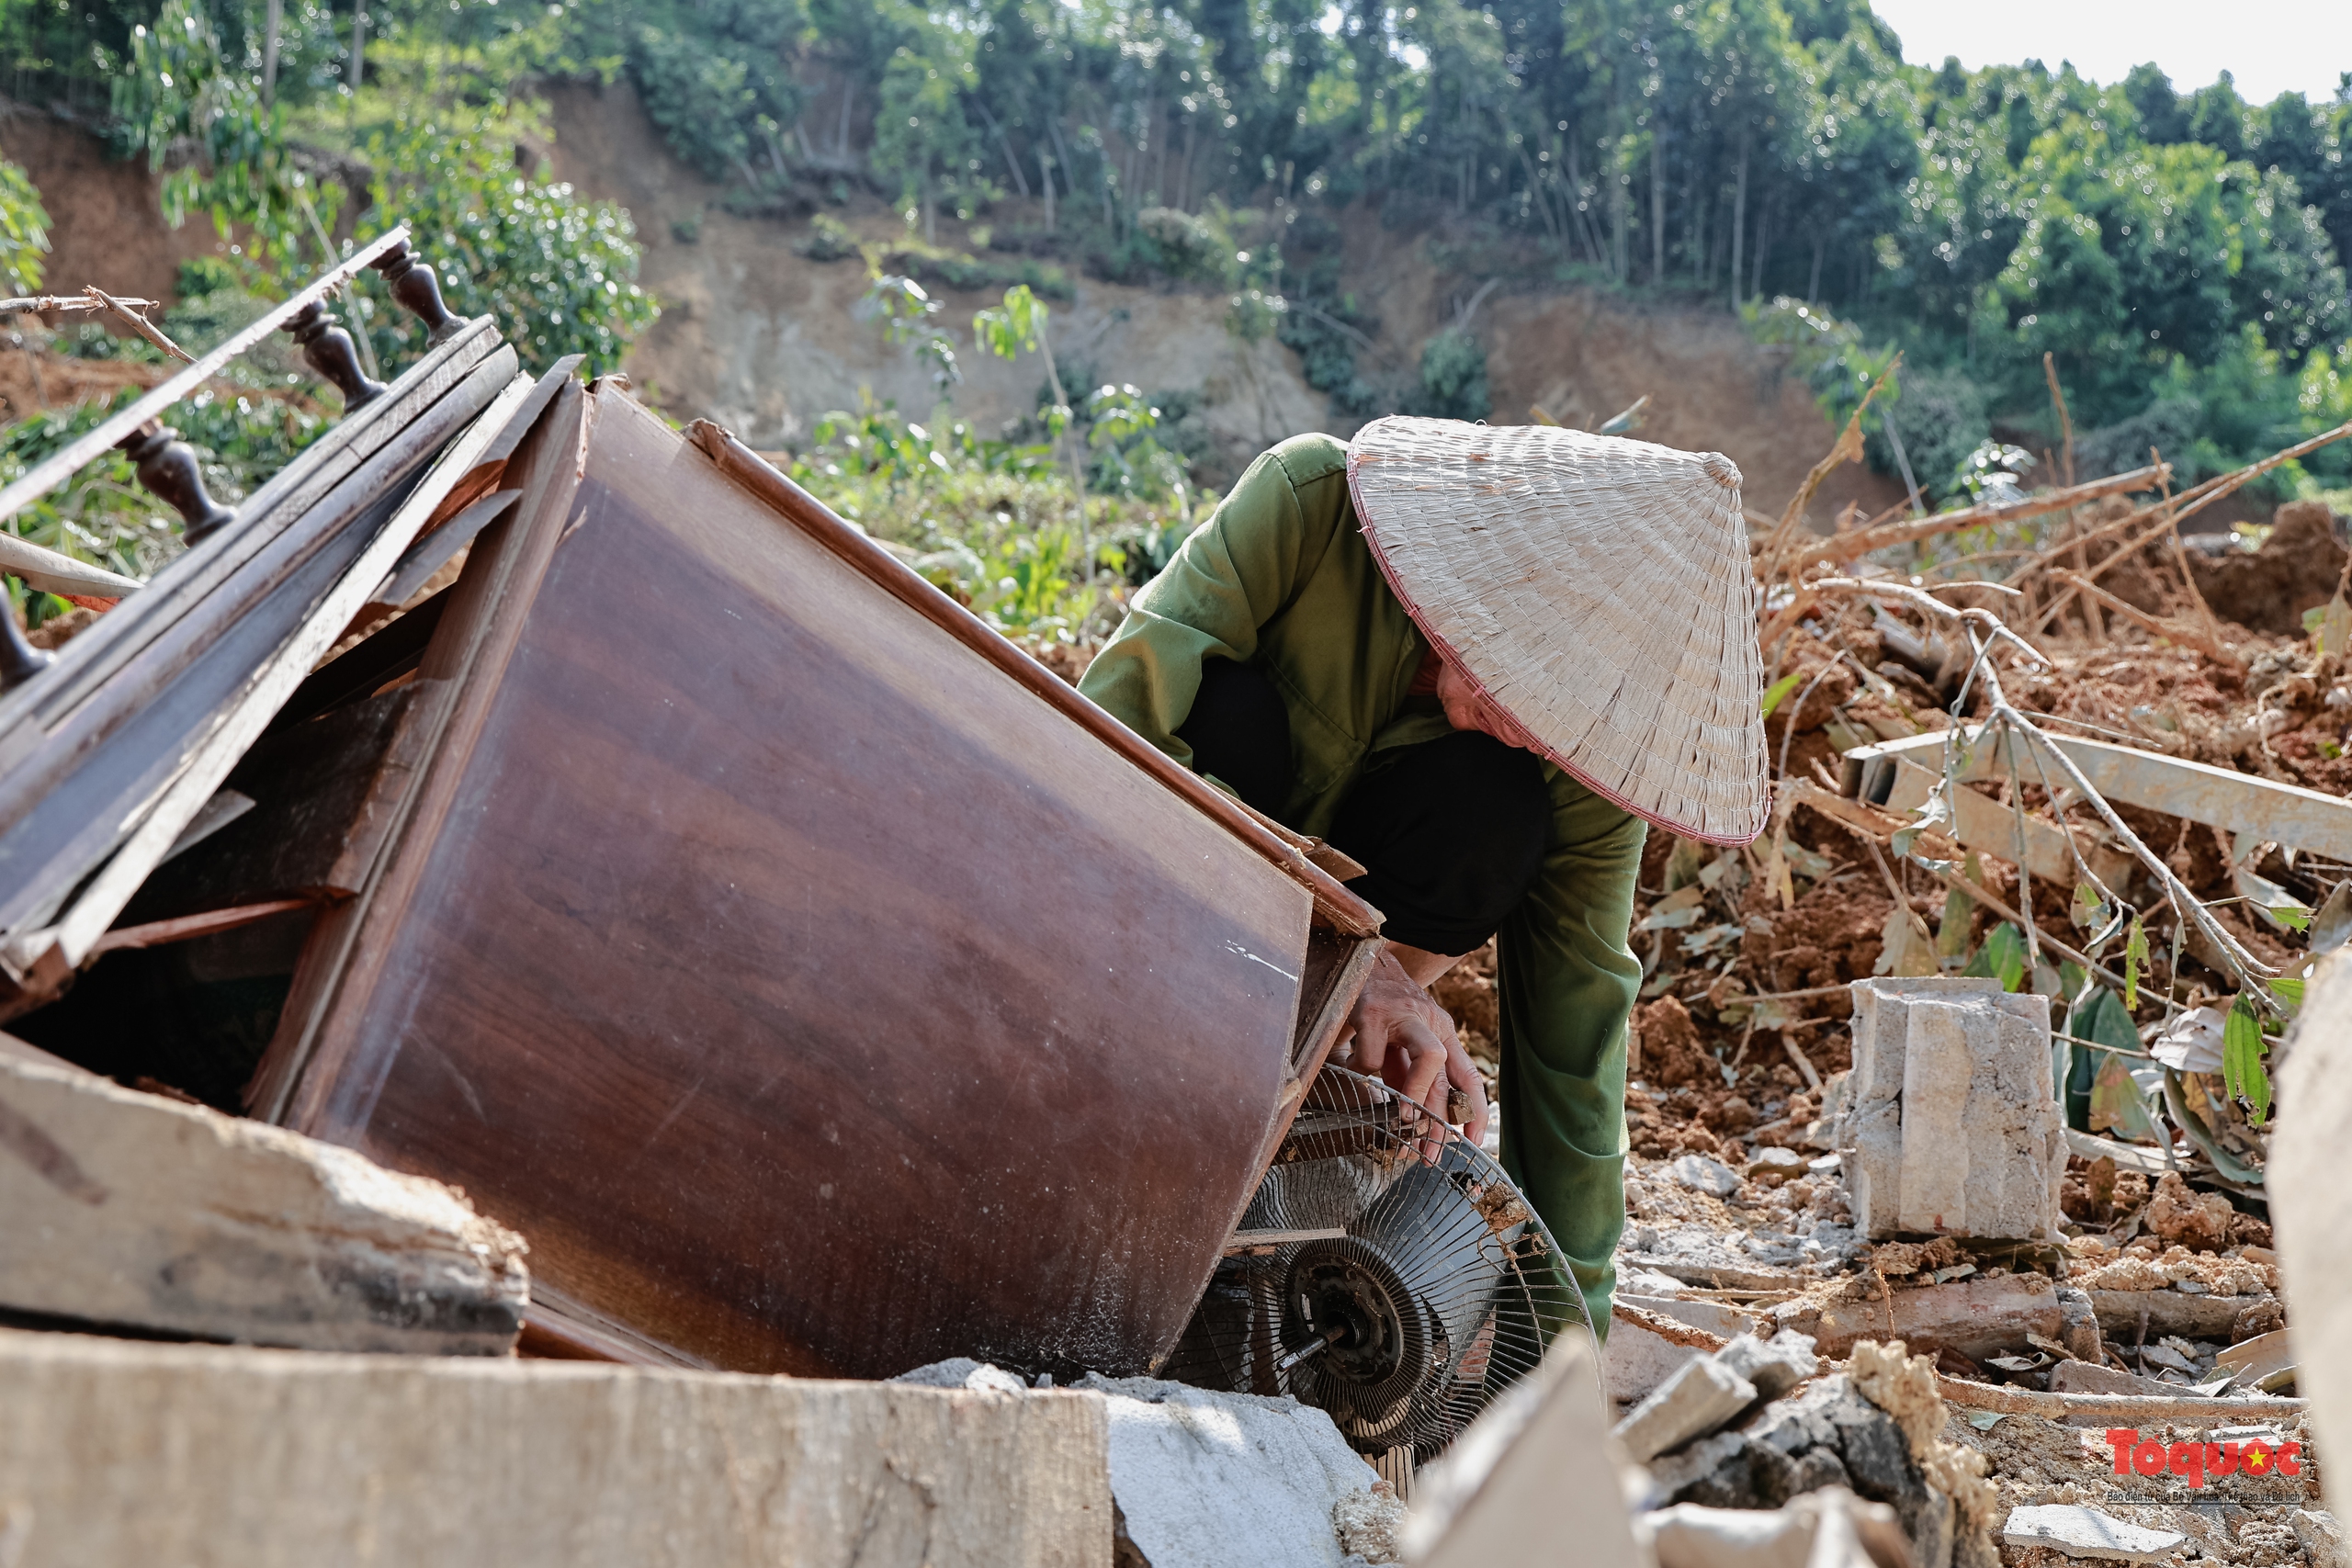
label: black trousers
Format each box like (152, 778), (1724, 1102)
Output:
(1177, 658), (1550, 956)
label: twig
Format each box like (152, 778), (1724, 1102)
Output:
(1920, 859), (2132, 995)
(83, 287), (192, 364)
(0, 294), (163, 314)
(1758, 359), (1894, 590)
(1808, 577), (2046, 668)
(2043, 353), (2075, 488)
(1614, 1300), (1733, 1349)
(1781, 1034), (1822, 1089)
(1814, 465), (2168, 566)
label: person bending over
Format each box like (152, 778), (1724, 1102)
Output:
(1078, 415), (1766, 1334)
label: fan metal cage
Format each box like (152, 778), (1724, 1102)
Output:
(1161, 1065), (1595, 1476)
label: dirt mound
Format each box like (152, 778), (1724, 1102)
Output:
(2189, 501), (2348, 636)
(0, 100), (229, 310)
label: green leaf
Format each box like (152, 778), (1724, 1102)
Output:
(2124, 917), (2148, 1012)
(1760, 671), (1805, 718)
(2222, 995), (2273, 1126)
(2069, 880), (2109, 934)
(2269, 975), (2306, 1013)
(1962, 921), (2028, 992)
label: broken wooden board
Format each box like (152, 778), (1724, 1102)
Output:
(1843, 727), (2352, 866)
(254, 386), (1382, 1380)
(1770, 1270), (2064, 1359)
(0, 1041), (526, 1353)
(0, 1327), (1108, 1568)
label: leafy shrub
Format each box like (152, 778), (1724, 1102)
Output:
(1411, 330), (1489, 423)
(0, 159), (50, 297)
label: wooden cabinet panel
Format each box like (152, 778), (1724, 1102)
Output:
(267, 389), (1351, 1379)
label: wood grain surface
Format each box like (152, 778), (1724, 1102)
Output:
(276, 389), (1328, 1378)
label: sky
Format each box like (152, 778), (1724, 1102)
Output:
(1868, 0), (2352, 106)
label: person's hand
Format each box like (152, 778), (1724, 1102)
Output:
(1336, 947), (1489, 1153)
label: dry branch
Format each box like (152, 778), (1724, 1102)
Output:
(1810, 465), (2169, 566)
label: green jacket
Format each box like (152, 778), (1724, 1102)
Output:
(1080, 434), (1645, 1337)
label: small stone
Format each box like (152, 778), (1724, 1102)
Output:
(2001, 1504), (2188, 1563)
(1611, 1355), (1758, 1463)
(1669, 1154), (1743, 1199)
(2292, 1510), (2346, 1568)
(1747, 1146), (1806, 1179)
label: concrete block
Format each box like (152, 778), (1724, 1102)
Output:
(1604, 1298), (1762, 1410)
(0, 1048), (527, 1354)
(0, 1327), (1109, 1567)
(2270, 951), (2352, 1501)
(1838, 982), (2062, 1241)
(1774, 1272), (2062, 1359)
(1612, 1354), (1758, 1463)
(1896, 1000), (1977, 1234)
(1404, 1335), (1645, 1568)
(1071, 1373), (1378, 1568)
(1714, 1332), (1819, 1400)
(2002, 1505), (2186, 1563)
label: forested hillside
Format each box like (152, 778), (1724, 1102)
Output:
(2, 0), (2349, 505)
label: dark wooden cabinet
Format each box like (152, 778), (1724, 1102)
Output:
(252, 381), (1379, 1378)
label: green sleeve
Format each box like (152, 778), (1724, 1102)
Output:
(1077, 438), (1346, 767)
(1494, 772), (1646, 1344)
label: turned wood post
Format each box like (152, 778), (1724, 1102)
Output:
(371, 238), (460, 342)
(0, 578), (51, 689)
(119, 421), (237, 546)
(286, 300), (387, 412)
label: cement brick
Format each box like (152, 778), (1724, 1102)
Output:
(1839, 982), (2062, 1241)
(1896, 1000), (1978, 1234)
(0, 1047), (527, 1353)
(1611, 1353), (1757, 1462)
(1773, 1271), (2063, 1359)
(0, 1328), (1109, 1568)
(1713, 1332), (1819, 1400)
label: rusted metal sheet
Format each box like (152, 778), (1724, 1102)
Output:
(254, 384), (1379, 1379)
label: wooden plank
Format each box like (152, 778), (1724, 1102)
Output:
(122, 687), (425, 921)
(264, 386), (1329, 1382)
(1875, 757), (2136, 888)
(0, 335), (514, 943)
(248, 378), (592, 1123)
(1847, 726), (2352, 863)
(3, 365), (536, 978)
(87, 897), (315, 957)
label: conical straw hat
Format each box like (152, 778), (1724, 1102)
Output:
(1346, 415), (1768, 845)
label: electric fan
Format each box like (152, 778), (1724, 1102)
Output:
(1161, 1065), (1595, 1493)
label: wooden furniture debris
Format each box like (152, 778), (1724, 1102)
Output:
(1843, 726), (2352, 868)
(241, 384), (1385, 1379)
(0, 1041), (527, 1353)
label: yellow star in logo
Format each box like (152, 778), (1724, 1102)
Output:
(2245, 1448), (2273, 1473)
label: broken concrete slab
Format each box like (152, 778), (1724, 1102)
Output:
(2045, 1359), (2184, 1398)
(1773, 1272), (2063, 1360)
(0, 1326), (1109, 1567)
(1073, 1373), (1381, 1568)
(2214, 1329), (2298, 1393)
(2001, 1504), (2187, 1563)
(2085, 1288), (2254, 1341)
(0, 1047), (527, 1354)
(1613, 1355), (1758, 1463)
(1643, 1487), (1909, 1568)
(2293, 1510), (2346, 1568)
(1670, 1154), (1745, 1198)
(1840, 982), (2064, 1241)
(1403, 1334), (1644, 1568)
(1715, 1332), (1820, 1400)
(1605, 1297), (1758, 1409)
